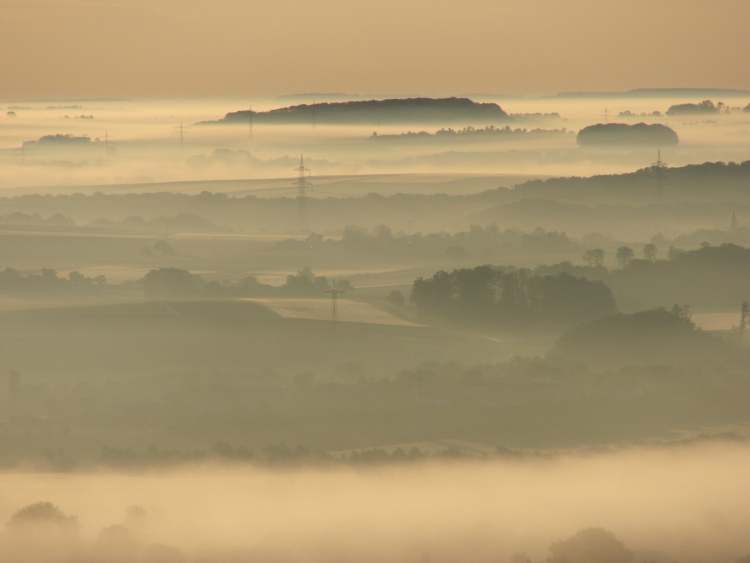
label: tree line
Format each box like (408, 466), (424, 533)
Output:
(411, 266), (616, 328)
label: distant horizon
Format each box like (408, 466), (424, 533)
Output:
(3, 86), (750, 104)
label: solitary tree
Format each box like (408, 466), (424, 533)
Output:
(615, 246), (634, 269)
(7, 502), (76, 531)
(583, 248), (605, 268)
(142, 267), (201, 300)
(643, 243), (657, 262)
(387, 290), (406, 308)
(548, 528), (633, 563)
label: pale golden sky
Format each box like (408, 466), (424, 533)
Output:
(1, 0), (748, 98)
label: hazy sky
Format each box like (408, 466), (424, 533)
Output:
(2, 0), (749, 99)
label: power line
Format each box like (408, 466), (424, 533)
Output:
(295, 154), (313, 231)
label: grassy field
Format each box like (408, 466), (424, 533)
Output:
(692, 311), (741, 331)
(0, 299), (519, 379)
(15, 172), (537, 197)
(244, 297), (422, 327)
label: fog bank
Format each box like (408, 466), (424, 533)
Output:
(1, 442), (749, 563)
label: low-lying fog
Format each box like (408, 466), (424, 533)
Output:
(1, 95), (749, 192)
(1, 442), (749, 563)
(1, 91), (750, 563)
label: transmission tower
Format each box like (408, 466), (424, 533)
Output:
(248, 105), (254, 145)
(653, 149), (666, 169)
(295, 154), (313, 231)
(179, 122), (185, 150)
(325, 280), (346, 327)
(741, 301), (749, 335)
(652, 149), (667, 200)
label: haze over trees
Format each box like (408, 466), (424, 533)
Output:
(411, 266), (616, 329)
(547, 528), (633, 563)
(666, 99), (721, 115)
(21, 134), (96, 150)
(552, 243), (750, 310)
(576, 123), (678, 147)
(552, 306), (733, 367)
(371, 125), (572, 144)
(514, 160), (750, 204)
(4, 1), (750, 562)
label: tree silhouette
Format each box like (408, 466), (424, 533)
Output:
(548, 528), (632, 563)
(583, 248), (605, 268)
(615, 246), (634, 269)
(643, 243), (657, 261)
(387, 290), (406, 308)
(411, 266), (615, 327)
(7, 502), (76, 531)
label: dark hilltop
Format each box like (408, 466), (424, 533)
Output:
(577, 122), (679, 147)
(203, 97), (510, 125)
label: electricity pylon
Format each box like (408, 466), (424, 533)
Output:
(295, 155), (312, 232)
(325, 280), (346, 327)
(248, 105), (254, 145)
(652, 149), (667, 200)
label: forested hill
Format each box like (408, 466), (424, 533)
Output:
(205, 97), (509, 125)
(514, 160), (750, 203)
(576, 123), (678, 147)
